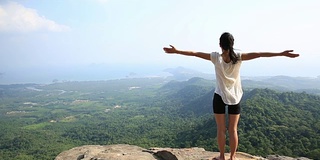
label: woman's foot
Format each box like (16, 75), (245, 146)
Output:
(212, 156), (225, 160)
(228, 156), (238, 160)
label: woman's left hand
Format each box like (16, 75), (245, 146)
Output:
(281, 50), (300, 58)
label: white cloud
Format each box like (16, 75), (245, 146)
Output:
(0, 2), (70, 32)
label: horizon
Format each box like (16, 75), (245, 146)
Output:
(0, 65), (319, 85)
(1, 0), (320, 84)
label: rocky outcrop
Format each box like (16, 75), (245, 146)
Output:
(266, 155), (311, 160)
(55, 144), (311, 160)
(55, 144), (156, 160)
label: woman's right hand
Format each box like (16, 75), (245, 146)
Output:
(163, 45), (178, 54)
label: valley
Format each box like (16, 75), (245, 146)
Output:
(0, 77), (319, 159)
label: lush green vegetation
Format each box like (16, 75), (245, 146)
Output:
(0, 77), (319, 159)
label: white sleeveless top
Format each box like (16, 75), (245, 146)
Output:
(210, 52), (243, 105)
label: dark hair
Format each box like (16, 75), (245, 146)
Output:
(219, 32), (239, 64)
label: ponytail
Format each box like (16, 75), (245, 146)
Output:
(229, 46), (239, 64)
(220, 32), (239, 64)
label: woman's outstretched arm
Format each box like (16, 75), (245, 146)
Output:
(241, 50), (299, 61)
(163, 45), (211, 61)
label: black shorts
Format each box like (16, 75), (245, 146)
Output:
(213, 93), (241, 114)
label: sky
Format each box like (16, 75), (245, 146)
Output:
(0, 0), (319, 84)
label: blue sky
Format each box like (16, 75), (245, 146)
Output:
(0, 0), (319, 84)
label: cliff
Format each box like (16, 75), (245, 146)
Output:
(55, 144), (311, 160)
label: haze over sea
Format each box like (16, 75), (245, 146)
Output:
(1, 65), (320, 85)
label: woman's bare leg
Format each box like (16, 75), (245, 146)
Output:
(228, 114), (240, 160)
(214, 113), (226, 160)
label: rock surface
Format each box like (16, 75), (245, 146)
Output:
(55, 144), (311, 160)
(266, 155), (311, 160)
(55, 144), (156, 160)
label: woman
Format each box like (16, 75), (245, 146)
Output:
(163, 32), (299, 160)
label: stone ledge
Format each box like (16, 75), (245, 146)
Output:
(55, 144), (310, 160)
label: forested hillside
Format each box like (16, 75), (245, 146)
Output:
(0, 77), (319, 159)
